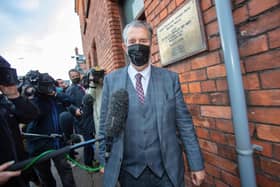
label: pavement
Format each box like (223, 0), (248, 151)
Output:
(55, 146), (103, 187)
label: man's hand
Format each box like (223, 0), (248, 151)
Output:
(99, 167), (104, 174)
(48, 90), (56, 97)
(99, 167), (105, 174)
(0, 85), (20, 99)
(75, 108), (82, 116)
(191, 170), (205, 186)
(0, 161), (21, 185)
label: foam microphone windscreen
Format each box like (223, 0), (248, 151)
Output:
(70, 134), (82, 144)
(82, 94), (94, 106)
(106, 89), (129, 138)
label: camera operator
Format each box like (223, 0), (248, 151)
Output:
(84, 66), (104, 136)
(77, 67), (104, 168)
(23, 71), (76, 187)
(0, 56), (40, 187)
(59, 69), (85, 161)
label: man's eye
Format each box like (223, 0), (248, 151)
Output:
(140, 39), (149, 43)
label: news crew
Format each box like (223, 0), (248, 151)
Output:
(0, 56), (39, 187)
(84, 67), (105, 136)
(78, 67), (105, 167)
(59, 69), (85, 160)
(24, 72), (76, 187)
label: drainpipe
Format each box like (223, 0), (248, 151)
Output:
(214, 1), (257, 187)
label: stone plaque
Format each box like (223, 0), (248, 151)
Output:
(157, 0), (207, 66)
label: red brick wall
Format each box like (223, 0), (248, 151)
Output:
(145, 0), (279, 186)
(76, 0), (280, 186)
(77, 0), (125, 72)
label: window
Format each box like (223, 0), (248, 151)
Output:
(119, 0), (145, 25)
(119, 0), (146, 65)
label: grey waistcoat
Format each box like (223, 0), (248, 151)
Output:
(122, 77), (164, 178)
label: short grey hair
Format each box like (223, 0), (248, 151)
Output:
(122, 20), (153, 45)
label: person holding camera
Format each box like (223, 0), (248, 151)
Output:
(84, 67), (104, 136)
(66, 69), (85, 117)
(60, 69), (85, 141)
(24, 71), (76, 187)
(59, 69), (88, 161)
(75, 67), (104, 168)
(0, 56), (40, 187)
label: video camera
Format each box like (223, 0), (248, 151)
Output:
(82, 67), (105, 89)
(21, 70), (56, 96)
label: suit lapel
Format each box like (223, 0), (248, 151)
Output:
(116, 66), (128, 159)
(150, 66), (165, 142)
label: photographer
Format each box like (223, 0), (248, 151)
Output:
(77, 94), (96, 167)
(0, 56), (39, 187)
(23, 71), (76, 187)
(59, 69), (85, 161)
(69, 67), (104, 168)
(83, 67), (104, 136)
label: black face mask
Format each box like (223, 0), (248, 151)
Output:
(71, 78), (80, 84)
(128, 44), (150, 66)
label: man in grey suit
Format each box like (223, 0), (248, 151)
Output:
(98, 20), (205, 187)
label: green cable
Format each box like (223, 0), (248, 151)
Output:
(65, 154), (102, 172)
(21, 149), (102, 173)
(22, 149), (55, 171)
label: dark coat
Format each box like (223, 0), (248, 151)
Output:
(65, 84), (85, 115)
(26, 92), (72, 155)
(0, 95), (39, 187)
(78, 94), (95, 135)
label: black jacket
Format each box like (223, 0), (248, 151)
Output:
(65, 84), (85, 115)
(0, 95), (39, 187)
(78, 94), (95, 135)
(26, 92), (72, 155)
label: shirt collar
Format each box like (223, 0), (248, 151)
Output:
(128, 64), (151, 80)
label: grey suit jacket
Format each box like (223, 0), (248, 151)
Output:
(98, 65), (204, 187)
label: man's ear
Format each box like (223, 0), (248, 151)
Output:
(122, 43), (127, 53)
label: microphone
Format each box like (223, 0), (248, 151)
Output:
(70, 134), (82, 144)
(22, 132), (81, 144)
(7, 137), (104, 171)
(22, 132), (63, 139)
(105, 89), (128, 162)
(82, 94), (94, 105)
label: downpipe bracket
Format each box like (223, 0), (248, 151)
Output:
(252, 144), (263, 152)
(236, 144), (263, 156)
